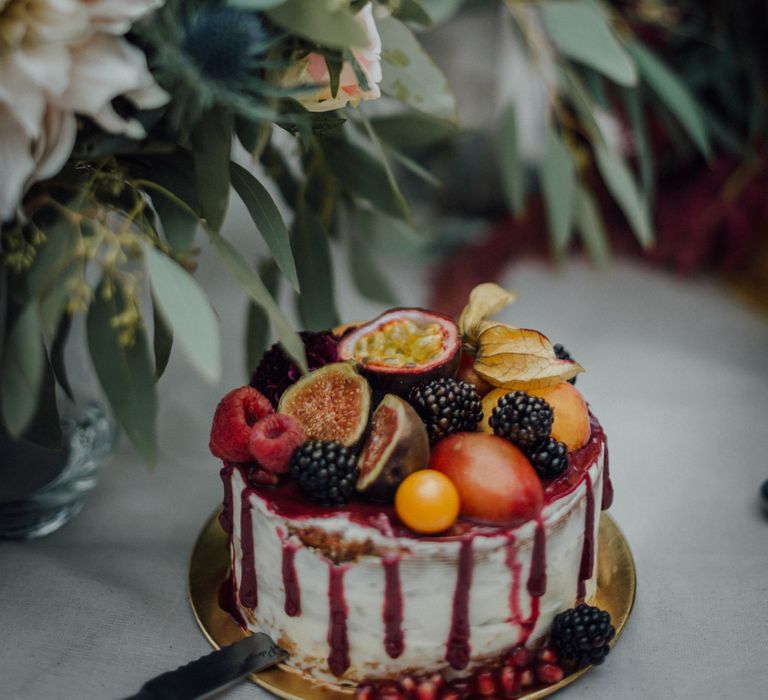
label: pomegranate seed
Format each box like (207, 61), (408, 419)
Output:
(519, 669), (535, 687)
(355, 685), (375, 700)
(537, 663), (565, 685)
(429, 674), (445, 690)
(499, 666), (519, 696)
(538, 648), (558, 664)
(511, 646), (534, 668)
(441, 692), (460, 700)
(446, 679), (472, 699)
(401, 676), (417, 696)
(377, 682), (406, 700)
(415, 679), (438, 700)
(474, 670), (497, 696)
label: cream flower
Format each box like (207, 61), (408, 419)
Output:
(286, 3), (382, 113)
(0, 0), (167, 221)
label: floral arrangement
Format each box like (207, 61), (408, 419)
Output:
(2, 0), (749, 465)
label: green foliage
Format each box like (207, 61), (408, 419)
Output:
(245, 259), (279, 375)
(377, 15), (456, 120)
(230, 162), (299, 291)
(266, 0), (368, 49)
(538, 126), (576, 258)
(87, 276), (158, 465)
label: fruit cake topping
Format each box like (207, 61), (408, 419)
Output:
(289, 440), (360, 506)
(525, 437), (570, 479)
(550, 604), (615, 668)
(278, 363), (371, 447)
(248, 413), (306, 474)
(356, 394), (429, 501)
(209, 386), (274, 462)
(394, 470), (460, 534)
(338, 308), (461, 394)
(251, 330), (339, 406)
(489, 391), (554, 449)
(407, 378), (483, 445)
(553, 343), (578, 385)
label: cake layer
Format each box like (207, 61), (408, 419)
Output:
(221, 422), (609, 686)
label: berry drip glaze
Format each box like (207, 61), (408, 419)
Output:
(382, 557), (404, 659)
(446, 538), (474, 670)
(577, 472), (596, 601)
(219, 464), (234, 535)
(601, 439), (614, 510)
(281, 541), (301, 617)
(328, 564), (350, 676)
(239, 489), (258, 608)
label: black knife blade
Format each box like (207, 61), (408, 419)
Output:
(124, 633), (287, 700)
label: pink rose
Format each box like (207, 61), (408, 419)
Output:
(290, 4), (382, 112)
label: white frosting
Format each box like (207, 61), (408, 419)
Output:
(227, 445), (605, 685)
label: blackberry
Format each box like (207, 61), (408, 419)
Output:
(526, 437), (569, 479)
(553, 344), (577, 385)
(289, 440), (359, 506)
(550, 604), (615, 668)
(489, 391), (553, 449)
(408, 378), (483, 444)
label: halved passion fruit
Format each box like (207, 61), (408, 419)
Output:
(356, 394), (429, 502)
(337, 308), (461, 396)
(277, 362), (371, 447)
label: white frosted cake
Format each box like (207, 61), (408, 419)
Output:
(209, 286), (616, 697)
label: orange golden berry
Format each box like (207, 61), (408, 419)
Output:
(394, 470), (460, 534)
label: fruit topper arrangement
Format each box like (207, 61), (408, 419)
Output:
(208, 283), (593, 536)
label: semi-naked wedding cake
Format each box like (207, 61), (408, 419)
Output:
(209, 285), (616, 697)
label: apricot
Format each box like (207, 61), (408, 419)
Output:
(429, 433), (543, 527)
(528, 382), (590, 451)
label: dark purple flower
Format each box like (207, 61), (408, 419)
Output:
(250, 331), (339, 406)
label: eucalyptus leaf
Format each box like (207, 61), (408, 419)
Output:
(27, 218), (80, 337)
(498, 106), (526, 216)
(235, 117), (270, 155)
(539, 127), (576, 257)
(541, 2), (637, 87)
(377, 15), (456, 120)
(208, 229), (307, 372)
(152, 294), (173, 380)
(142, 243), (221, 383)
(594, 143), (653, 248)
(87, 276), (157, 465)
(323, 136), (408, 219)
(349, 235), (398, 306)
(358, 207), (429, 257)
(292, 201), (339, 331)
(625, 40), (710, 158)
(573, 184), (611, 268)
(192, 108), (233, 232)
(0, 303), (44, 438)
(562, 68), (605, 145)
(266, 0), (367, 49)
(230, 162), (299, 291)
(20, 354), (62, 450)
(369, 112), (456, 151)
(419, 0), (464, 26)
(393, 0), (432, 27)
(623, 87), (655, 202)
(51, 313), (74, 401)
(245, 259), (279, 375)
(388, 148), (441, 187)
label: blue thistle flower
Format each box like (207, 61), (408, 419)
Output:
(183, 8), (270, 82)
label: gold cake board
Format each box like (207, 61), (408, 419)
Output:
(189, 510), (636, 699)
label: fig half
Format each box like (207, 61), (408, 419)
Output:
(277, 362), (370, 447)
(356, 394), (429, 501)
(337, 308), (461, 396)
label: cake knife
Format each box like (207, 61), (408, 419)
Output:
(123, 632), (287, 699)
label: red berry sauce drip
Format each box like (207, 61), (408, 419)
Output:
(217, 573), (247, 629)
(239, 489), (258, 608)
(382, 557), (404, 658)
(527, 518), (547, 598)
(445, 538), (474, 670)
(327, 564), (350, 676)
(577, 472), (596, 599)
(601, 439), (614, 510)
(504, 536), (523, 626)
(281, 541), (301, 617)
(219, 464), (234, 535)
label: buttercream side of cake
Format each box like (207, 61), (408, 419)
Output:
(221, 422), (608, 686)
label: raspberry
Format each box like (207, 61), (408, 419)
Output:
(248, 413), (306, 473)
(209, 387), (273, 461)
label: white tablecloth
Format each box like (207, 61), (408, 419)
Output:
(2, 220), (767, 698)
